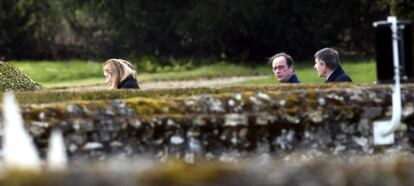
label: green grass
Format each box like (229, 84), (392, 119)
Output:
(13, 60), (103, 83)
(13, 61), (270, 87)
(242, 59), (376, 84)
(12, 59), (376, 88)
(341, 60), (377, 83)
(140, 63), (268, 82)
(41, 78), (103, 88)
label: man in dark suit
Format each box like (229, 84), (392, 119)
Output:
(313, 48), (352, 83)
(270, 52), (300, 83)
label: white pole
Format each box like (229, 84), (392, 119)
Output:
(382, 16), (402, 137)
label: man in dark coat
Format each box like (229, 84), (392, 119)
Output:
(313, 48), (352, 83)
(270, 52), (301, 83)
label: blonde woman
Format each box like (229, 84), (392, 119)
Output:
(103, 59), (140, 89)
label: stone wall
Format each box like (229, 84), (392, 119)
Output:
(14, 85), (414, 160)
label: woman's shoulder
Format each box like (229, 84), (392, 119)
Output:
(118, 76), (140, 89)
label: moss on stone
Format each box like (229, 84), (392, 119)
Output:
(140, 161), (240, 185)
(0, 169), (44, 186)
(0, 62), (42, 91)
(126, 97), (170, 115)
(11, 84), (360, 104)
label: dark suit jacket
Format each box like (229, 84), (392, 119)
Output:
(326, 66), (352, 83)
(117, 75), (140, 89)
(287, 74), (301, 83)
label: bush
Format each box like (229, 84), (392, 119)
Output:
(0, 62), (42, 91)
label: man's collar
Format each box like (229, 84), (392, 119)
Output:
(325, 71), (333, 80)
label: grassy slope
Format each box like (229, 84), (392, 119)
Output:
(13, 59), (376, 87)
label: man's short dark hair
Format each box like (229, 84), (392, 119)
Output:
(269, 52), (294, 67)
(314, 48), (340, 70)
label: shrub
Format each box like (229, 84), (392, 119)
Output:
(0, 62), (42, 91)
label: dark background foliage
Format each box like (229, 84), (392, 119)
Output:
(0, 0), (411, 63)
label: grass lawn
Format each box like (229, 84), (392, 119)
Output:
(13, 60), (103, 84)
(12, 59), (376, 88)
(13, 61), (270, 87)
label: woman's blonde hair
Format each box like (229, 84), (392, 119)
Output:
(104, 59), (137, 89)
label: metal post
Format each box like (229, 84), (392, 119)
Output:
(373, 16), (402, 145)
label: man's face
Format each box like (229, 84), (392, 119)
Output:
(314, 58), (326, 77)
(272, 56), (294, 82)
